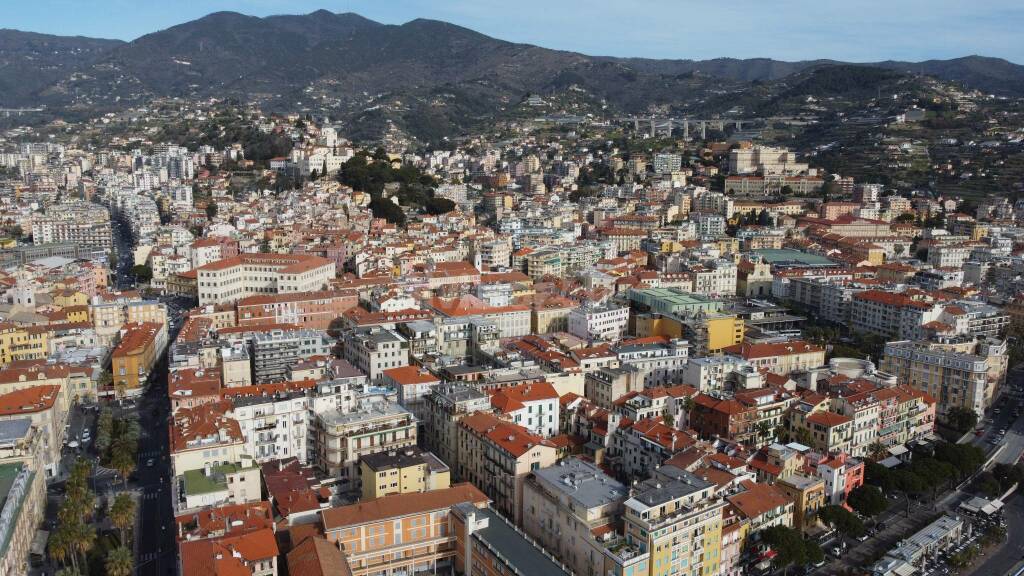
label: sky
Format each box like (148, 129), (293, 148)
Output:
(7, 0), (1023, 64)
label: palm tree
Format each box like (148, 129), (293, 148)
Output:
(110, 445), (136, 489)
(868, 442), (888, 462)
(105, 546), (134, 576)
(110, 493), (137, 546)
(71, 521), (96, 571)
(49, 528), (76, 573)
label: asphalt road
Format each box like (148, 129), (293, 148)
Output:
(133, 359), (175, 576)
(112, 208), (178, 574)
(965, 494), (1024, 576)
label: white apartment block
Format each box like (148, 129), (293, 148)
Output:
(927, 244), (972, 269)
(343, 328), (410, 382)
(614, 338), (690, 387)
(196, 253), (335, 305)
(229, 391), (309, 463)
(568, 304), (630, 342)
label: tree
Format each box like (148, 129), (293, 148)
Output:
(423, 196), (456, 215)
(945, 407), (979, 434)
(131, 264), (152, 284)
(865, 461), (895, 492)
(109, 493), (136, 546)
(847, 485), (887, 517)
(105, 546), (134, 576)
(205, 201), (218, 220)
(893, 212), (917, 224)
(49, 528), (76, 573)
(110, 445), (136, 489)
(760, 525), (821, 575)
(818, 505), (865, 537)
(794, 427), (813, 446)
(974, 472), (1002, 498)
(867, 442), (888, 462)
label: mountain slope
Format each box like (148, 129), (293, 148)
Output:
(0, 29), (123, 105)
(1, 11), (1022, 123)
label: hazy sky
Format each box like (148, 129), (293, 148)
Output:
(8, 0), (1024, 63)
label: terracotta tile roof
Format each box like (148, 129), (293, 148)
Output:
(489, 381), (558, 414)
(0, 361), (71, 384)
(0, 384), (60, 416)
(723, 340), (823, 359)
(806, 411), (852, 427)
(175, 502), (274, 541)
(261, 458), (326, 518)
(459, 411), (554, 457)
(727, 481), (793, 520)
(321, 483), (488, 530)
(382, 366), (440, 386)
(180, 528), (279, 576)
(287, 536), (352, 576)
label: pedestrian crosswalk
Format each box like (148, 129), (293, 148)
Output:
(94, 466), (119, 479)
(142, 491), (161, 501)
(139, 552), (160, 563)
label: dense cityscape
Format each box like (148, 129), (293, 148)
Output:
(2, 6), (1024, 576)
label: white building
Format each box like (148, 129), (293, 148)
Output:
(196, 253), (335, 305)
(568, 304), (630, 342)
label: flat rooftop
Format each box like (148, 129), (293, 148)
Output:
(457, 503), (570, 576)
(533, 458), (626, 510)
(752, 249), (836, 267)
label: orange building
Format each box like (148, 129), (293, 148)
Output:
(111, 321), (166, 396)
(321, 483), (489, 576)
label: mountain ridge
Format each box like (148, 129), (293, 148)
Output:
(1, 10), (1022, 140)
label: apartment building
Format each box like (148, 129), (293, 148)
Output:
(585, 365), (646, 409)
(250, 328), (331, 384)
(0, 462), (45, 576)
(0, 385), (67, 478)
(690, 393), (755, 445)
(358, 446), (451, 500)
(850, 290), (942, 340)
(726, 480), (794, 537)
(624, 471), (726, 576)
(522, 458), (628, 576)
(170, 401), (246, 477)
(881, 337), (1007, 417)
(613, 336), (690, 387)
(0, 323), (48, 365)
(235, 290), (359, 331)
(682, 356), (756, 392)
(228, 390), (309, 464)
(320, 483), (490, 576)
(568, 304), (630, 342)
(90, 296), (168, 345)
(729, 145), (809, 176)
(111, 321), (167, 396)
(313, 399), (417, 491)
(456, 412), (558, 524)
(343, 327), (410, 382)
(722, 340), (825, 376)
(382, 365), (442, 424)
(488, 381), (560, 437)
(31, 201), (112, 249)
(196, 253), (336, 305)
(422, 384), (492, 472)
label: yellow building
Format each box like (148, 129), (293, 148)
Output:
(776, 473), (826, 534)
(51, 289), (89, 308)
(111, 322), (165, 396)
(624, 472), (725, 576)
(359, 447), (451, 500)
(0, 324), (48, 365)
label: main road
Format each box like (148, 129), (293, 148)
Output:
(111, 210), (178, 575)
